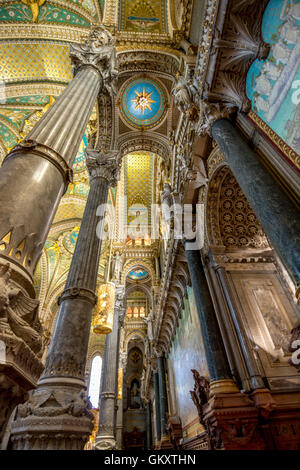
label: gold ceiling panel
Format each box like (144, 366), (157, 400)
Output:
(125, 151), (153, 226)
(0, 42), (72, 83)
(52, 198), (86, 224)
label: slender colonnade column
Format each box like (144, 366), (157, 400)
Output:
(146, 401), (152, 450)
(95, 285), (126, 450)
(10, 149), (121, 450)
(184, 242), (239, 395)
(153, 369), (161, 445)
(157, 353), (171, 447)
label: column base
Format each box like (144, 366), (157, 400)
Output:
(10, 383), (94, 450)
(94, 436), (117, 450)
(209, 379), (240, 396)
(203, 391), (266, 450)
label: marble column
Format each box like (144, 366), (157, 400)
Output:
(153, 370), (161, 444)
(184, 243), (239, 395)
(201, 102), (300, 297)
(0, 27), (116, 284)
(146, 401), (152, 450)
(157, 355), (169, 439)
(95, 285), (126, 450)
(10, 149), (121, 450)
(214, 262), (266, 390)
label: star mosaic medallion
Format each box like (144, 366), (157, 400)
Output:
(131, 88), (156, 114)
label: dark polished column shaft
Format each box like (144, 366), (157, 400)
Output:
(153, 371), (161, 443)
(157, 356), (168, 437)
(10, 149), (120, 450)
(96, 310), (119, 447)
(146, 402), (152, 450)
(211, 117), (300, 291)
(41, 176), (109, 383)
(184, 244), (235, 388)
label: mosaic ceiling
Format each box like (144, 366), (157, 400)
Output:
(120, 78), (166, 130)
(0, 0), (166, 327)
(124, 151), (154, 228)
(0, 42), (72, 84)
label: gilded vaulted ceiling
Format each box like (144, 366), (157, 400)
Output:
(0, 0), (194, 341)
(124, 151), (154, 228)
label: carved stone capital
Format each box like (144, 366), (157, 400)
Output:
(196, 101), (236, 137)
(69, 26), (118, 95)
(85, 149), (121, 187)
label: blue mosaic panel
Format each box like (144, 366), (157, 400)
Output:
(128, 268), (149, 280)
(120, 78), (166, 129)
(246, 0), (300, 153)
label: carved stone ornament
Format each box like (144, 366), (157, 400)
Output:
(289, 319), (300, 373)
(15, 387), (93, 420)
(85, 148), (121, 187)
(69, 26), (118, 95)
(196, 101), (236, 137)
(172, 75), (199, 121)
(0, 263), (42, 355)
(10, 386), (94, 450)
(94, 438), (117, 450)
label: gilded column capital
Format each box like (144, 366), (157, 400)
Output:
(85, 148), (121, 187)
(69, 26), (118, 95)
(196, 101), (236, 137)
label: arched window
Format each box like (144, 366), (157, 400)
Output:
(88, 355), (102, 409)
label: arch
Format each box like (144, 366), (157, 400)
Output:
(118, 131), (170, 163)
(124, 330), (147, 353)
(116, 50), (180, 80)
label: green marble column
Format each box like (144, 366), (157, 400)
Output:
(95, 285), (126, 450)
(146, 401), (153, 450)
(157, 355), (168, 438)
(210, 116), (300, 295)
(153, 371), (161, 443)
(184, 243), (239, 395)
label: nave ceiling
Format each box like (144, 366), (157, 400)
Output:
(0, 0), (197, 343)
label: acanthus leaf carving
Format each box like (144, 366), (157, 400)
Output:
(69, 26), (118, 96)
(85, 148), (121, 187)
